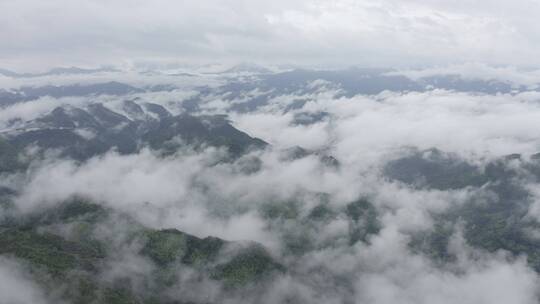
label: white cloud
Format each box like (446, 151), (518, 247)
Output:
(1, 0), (540, 70)
(5, 66), (540, 302)
(389, 63), (540, 88)
(0, 258), (50, 304)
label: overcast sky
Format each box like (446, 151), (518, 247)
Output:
(2, 0), (540, 71)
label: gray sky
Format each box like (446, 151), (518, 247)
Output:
(2, 0), (540, 71)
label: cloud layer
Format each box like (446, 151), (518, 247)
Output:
(2, 0), (540, 70)
(3, 67), (540, 303)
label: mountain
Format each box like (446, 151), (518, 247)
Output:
(0, 66), (118, 78)
(220, 63), (274, 75)
(385, 149), (540, 271)
(183, 67), (532, 113)
(259, 67), (525, 95)
(0, 82), (143, 107)
(0, 101), (267, 164)
(0, 199), (284, 304)
(3, 66), (540, 303)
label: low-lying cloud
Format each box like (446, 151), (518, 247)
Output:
(3, 68), (540, 303)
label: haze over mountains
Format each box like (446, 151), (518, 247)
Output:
(4, 0), (540, 302)
(1, 63), (540, 303)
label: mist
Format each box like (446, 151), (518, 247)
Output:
(3, 1), (540, 303)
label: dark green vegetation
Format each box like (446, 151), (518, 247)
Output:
(345, 199), (381, 245)
(0, 199), (284, 304)
(141, 229), (225, 267)
(260, 196), (381, 256)
(0, 138), (26, 172)
(4, 145), (540, 302)
(384, 148), (488, 190)
(211, 245), (285, 287)
(387, 149), (540, 271)
(0, 194), (382, 303)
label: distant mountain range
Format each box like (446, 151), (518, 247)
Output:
(3, 65), (540, 303)
(0, 100), (267, 166)
(0, 66), (118, 78)
(2, 66), (534, 112)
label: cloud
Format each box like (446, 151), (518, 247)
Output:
(230, 88), (540, 165)
(231, 112), (330, 149)
(351, 226), (540, 304)
(10, 78), (540, 240)
(0, 257), (50, 304)
(5, 67), (540, 303)
(389, 63), (540, 88)
(2, 0), (540, 70)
